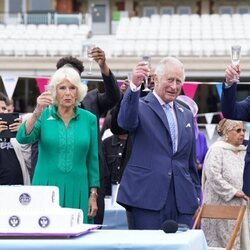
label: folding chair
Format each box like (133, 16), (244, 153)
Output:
(192, 204), (246, 250)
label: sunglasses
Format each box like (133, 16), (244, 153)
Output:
(232, 128), (246, 133)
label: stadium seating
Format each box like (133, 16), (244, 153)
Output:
(0, 24), (91, 57)
(113, 14), (250, 57)
(0, 14), (249, 58)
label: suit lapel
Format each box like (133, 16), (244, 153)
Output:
(144, 93), (171, 133)
(144, 93), (189, 154)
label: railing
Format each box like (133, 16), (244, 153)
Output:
(0, 12), (89, 25)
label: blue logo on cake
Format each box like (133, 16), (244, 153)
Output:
(9, 216), (20, 227)
(19, 193), (31, 205)
(38, 216), (50, 228)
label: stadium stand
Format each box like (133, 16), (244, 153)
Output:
(0, 13), (249, 58)
(0, 23), (91, 57)
(113, 14), (250, 57)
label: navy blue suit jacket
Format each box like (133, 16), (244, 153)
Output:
(117, 89), (200, 214)
(221, 83), (250, 196)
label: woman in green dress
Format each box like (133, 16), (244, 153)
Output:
(17, 67), (100, 224)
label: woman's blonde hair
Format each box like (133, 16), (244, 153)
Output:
(47, 67), (88, 106)
(217, 118), (243, 136)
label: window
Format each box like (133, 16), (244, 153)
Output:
(177, 6), (191, 15)
(92, 4), (106, 23)
(237, 6), (250, 14)
(143, 6), (157, 17)
(160, 7), (174, 15)
(9, 0), (23, 13)
(29, 0), (52, 12)
(219, 6), (233, 14)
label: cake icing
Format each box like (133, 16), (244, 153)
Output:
(0, 186), (84, 233)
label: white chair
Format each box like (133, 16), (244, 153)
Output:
(214, 39), (227, 56)
(2, 39), (15, 56)
(36, 40), (48, 57)
(25, 40), (37, 56)
(47, 39), (59, 56)
(14, 40), (26, 56)
(157, 40), (168, 56)
(134, 40), (146, 57)
(58, 40), (71, 56)
(145, 40), (158, 56)
(71, 40), (83, 57)
(112, 40), (124, 57)
(179, 40), (192, 56)
(202, 39), (215, 57)
(192, 40), (203, 56)
(123, 40), (135, 56)
(0, 39), (5, 55)
(168, 40), (180, 56)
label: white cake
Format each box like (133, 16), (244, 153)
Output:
(0, 185), (59, 210)
(0, 186), (84, 234)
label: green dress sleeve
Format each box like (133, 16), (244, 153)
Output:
(87, 115), (100, 188)
(16, 115), (41, 144)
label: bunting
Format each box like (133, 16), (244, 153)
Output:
(81, 79), (88, 85)
(205, 124), (217, 140)
(215, 83), (223, 99)
(205, 113), (214, 124)
(182, 82), (199, 99)
(1, 75), (18, 99)
(35, 77), (49, 93)
(117, 80), (123, 88)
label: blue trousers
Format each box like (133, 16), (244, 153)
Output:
(127, 178), (193, 230)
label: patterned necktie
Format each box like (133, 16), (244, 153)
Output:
(164, 104), (177, 153)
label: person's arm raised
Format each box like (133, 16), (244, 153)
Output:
(25, 91), (52, 134)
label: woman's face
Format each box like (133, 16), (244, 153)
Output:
(56, 80), (78, 108)
(227, 124), (245, 146)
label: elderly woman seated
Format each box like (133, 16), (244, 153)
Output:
(202, 118), (249, 250)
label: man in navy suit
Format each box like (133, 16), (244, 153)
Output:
(221, 64), (250, 197)
(117, 57), (201, 229)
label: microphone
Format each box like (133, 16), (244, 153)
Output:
(161, 220), (190, 233)
(161, 220), (178, 233)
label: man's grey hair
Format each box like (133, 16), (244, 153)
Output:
(155, 57), (185, 82)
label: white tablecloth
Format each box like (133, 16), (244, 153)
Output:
(1, 229), (208, 250)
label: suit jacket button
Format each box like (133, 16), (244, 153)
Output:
(168, 171), (172, 176)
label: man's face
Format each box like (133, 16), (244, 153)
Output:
(0, 101), (7, 113)
(154, 63), (184, 103)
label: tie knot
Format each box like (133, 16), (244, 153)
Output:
(165, 104), (171, 110)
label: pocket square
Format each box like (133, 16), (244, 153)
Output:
(186, 123), (191, 128)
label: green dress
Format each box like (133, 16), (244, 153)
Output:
(16, 105), (100, 224)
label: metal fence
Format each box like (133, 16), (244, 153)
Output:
(0, 12), (89, 25)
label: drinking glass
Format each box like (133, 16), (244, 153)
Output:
(86, 44), (96, 75)
(142, 56), (150, 92)
(127, 72), (133, 83)
(45, 85), (55, 120)
(231, 45), (241, 82)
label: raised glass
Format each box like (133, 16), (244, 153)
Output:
(142, 55), (151, 92)
(45, 85), (55, 120)
(231, 45), (241, 82)
(86, 44), (96, 75)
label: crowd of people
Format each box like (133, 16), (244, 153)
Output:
(0, 47), (249, 249)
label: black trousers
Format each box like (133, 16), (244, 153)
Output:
(94, 189), (105, 225)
